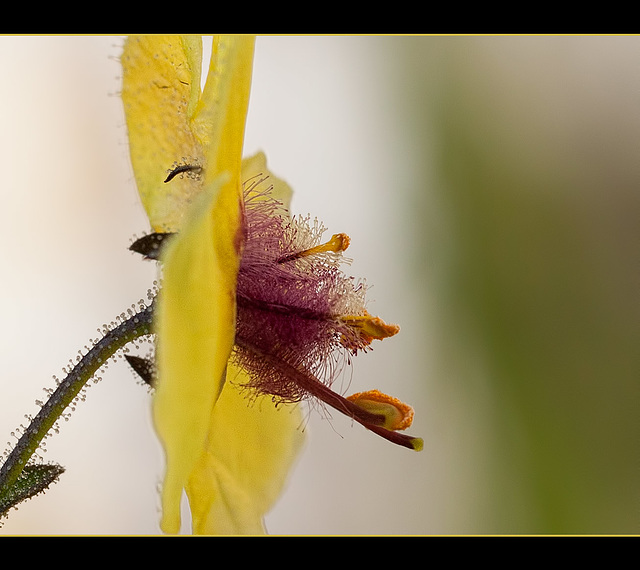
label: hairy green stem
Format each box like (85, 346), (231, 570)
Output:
(0, 303), (154, 495)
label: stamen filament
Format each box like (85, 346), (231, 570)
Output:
(0, 303), (154, 497)
(234, 336), (422, 450)
(237, 294), (329, 321)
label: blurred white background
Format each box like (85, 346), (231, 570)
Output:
(0, 35), (637, 535)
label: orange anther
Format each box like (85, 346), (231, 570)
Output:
(346, 389), (414, 431)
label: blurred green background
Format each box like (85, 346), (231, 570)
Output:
(396, 36), (639, 533)
(0, 36), (637, 534)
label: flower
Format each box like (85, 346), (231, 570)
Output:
(121, 35), (421, 535)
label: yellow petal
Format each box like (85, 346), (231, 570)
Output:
(242, 151), (293, 211)
(194, 37), (255, 266)
(121, 35), (255, 233)
(153, 178), (239, 534)
(192, 36), (255, 184)
(149, 35), (256, 535)
(121, 35), (205, 232)
(185, 363), (305, 535)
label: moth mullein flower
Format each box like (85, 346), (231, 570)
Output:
(121, 35), (421, 535)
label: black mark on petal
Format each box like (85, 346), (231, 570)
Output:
(164, 163), (202, 183)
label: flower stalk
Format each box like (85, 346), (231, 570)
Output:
(0, 303), (154, 515)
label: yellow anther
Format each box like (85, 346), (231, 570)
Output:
(279, 233), (350, 264)
(346, 389), (414, 431)
(317, 232), (350, 254)
(340, 313), (400, 342)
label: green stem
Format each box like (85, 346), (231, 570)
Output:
(0, 303), (154, 494)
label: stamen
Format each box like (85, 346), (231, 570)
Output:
(234, 336), (422, 451)
(278, 232), (350, 264)
(236, 180), (422, 451)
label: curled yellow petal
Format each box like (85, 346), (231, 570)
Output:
(186, 364), (305, 535)
(121, 35), (255, 232)
(153, 178), (239, 534)
(195, 36), (255, 190)
(147, 35), (256, 534)
(121, 35), (204, 232)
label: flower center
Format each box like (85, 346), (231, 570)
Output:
(229, 178), (421, 450)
